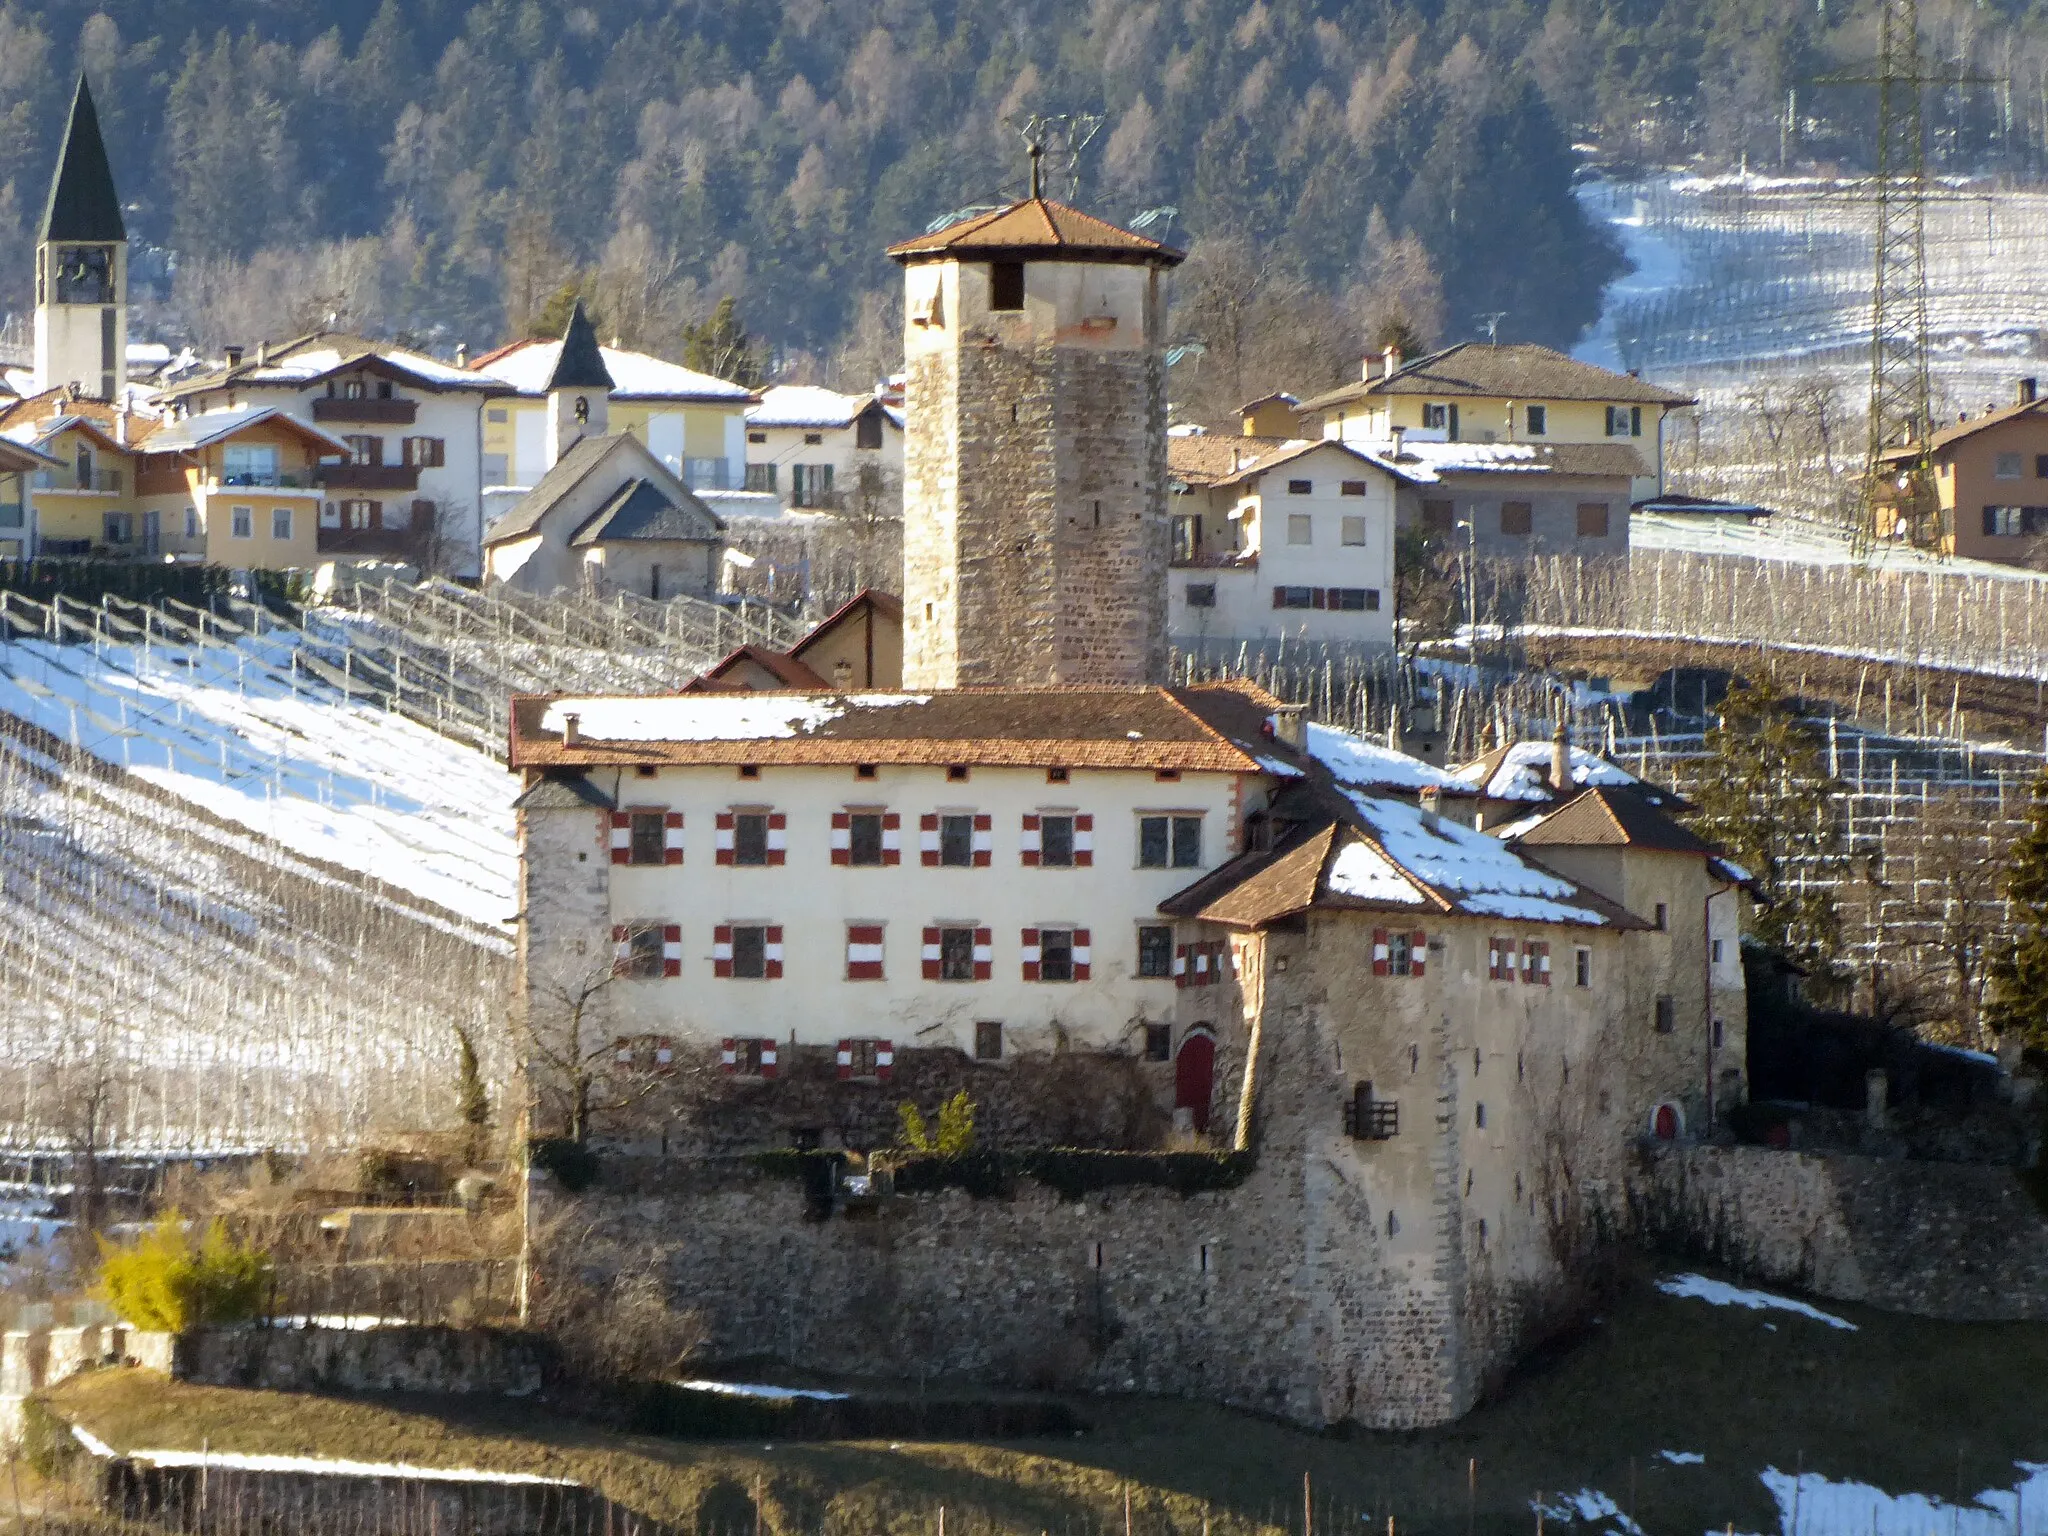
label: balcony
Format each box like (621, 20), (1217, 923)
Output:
(214, 470), (318, 490)
(319, 463), (421, 492)
(32, 469), (124, 494)
(1170, 549), (1256, 570)
(312, 396), (418, 426)
(318, 525), (425, 557)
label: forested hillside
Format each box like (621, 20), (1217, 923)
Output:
(0, 0), (2045, 389)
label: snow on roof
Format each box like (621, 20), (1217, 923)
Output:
(1454, 742), (1642, 802)
(144, 405), (350, 455)
(747, 384), (875, 429)
(1343, 790), (1611, 924)
(476, 340), (755, 401)
(282, 343), (486, 389)
(541, 693), (926, 743)
(1305, 720), (1468, 793)
(1326, 840), (1426, 905)
(1363, 442), (1546, 484)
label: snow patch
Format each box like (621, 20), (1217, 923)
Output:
(1658, 1450), (1705, 1466)
(1326, 841), (1426, 905)
(1344, 792), (1608, 925)
(1759, 1462), (2048, 1536)
(1530, 1489), (1644, 1535)
(1453, 742), (1642, 803)
(121, 1447), (577, 1485)
(1656, 1273), (1857, 1330)
(675, 1379), (851, 1401)
(1304, 721), (1464, 792)
(542, 693), (926, 743)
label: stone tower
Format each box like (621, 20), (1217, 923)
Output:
(35, 75), (127, 401)
(888, 170), (1183, 689)
(545, 299), (614, 469)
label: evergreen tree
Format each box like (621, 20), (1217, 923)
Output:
(1985, 769), (2048, 1058)
(681, 296), (764, 386)
(1684, 677), (1846, 979)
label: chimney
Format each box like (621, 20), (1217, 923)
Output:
(2021, 377), (2039, 405)
(1269, 705), (1307, 752)
(114, 396), (128, 447)
(1419, 785), (1442, 832)
(224, 345), (244, 368)
(455, 342), (470, 369)
(1389, 424), (1407, 458)
(561, 712), (582, 748)
(256, 341), (269, 366)
(832, 658), (854, 691)
(1550, 722), (1572, 795)
(1383, 344), (1401, 380)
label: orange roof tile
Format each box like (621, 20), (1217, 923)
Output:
(887, 198), (1184, 267)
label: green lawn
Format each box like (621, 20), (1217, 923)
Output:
(41, 1274), (2048, 1536)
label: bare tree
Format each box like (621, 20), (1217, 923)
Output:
(1168, 237), (1359, 428)
(515, 950), (680, 1144)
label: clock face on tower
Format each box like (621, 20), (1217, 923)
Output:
(53, 244), (114, 305)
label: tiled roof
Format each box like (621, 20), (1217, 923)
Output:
(1888, 397), (2048, 457)
(155, 332), (493, 401)
(887, 197), (1184, 266)
(690, 646), (832, 691)
(1453, 741), (1653, 804)
(482, 434), (621, 543)
(508, 683), (1279, 772)
(786, 588), (904, 664)
(1297, 343), (1693, 414)
(1157, 822), (1338, 925)
(1166, 435), (1409, 490)
(137, 405), (351, 457)
(1512, 784), (1717, 855)
(568, 477), (720, 546)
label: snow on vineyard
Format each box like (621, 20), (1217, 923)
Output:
(0, 626), (518, 928)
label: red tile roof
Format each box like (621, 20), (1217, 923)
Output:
(887, 198), (1184, 267)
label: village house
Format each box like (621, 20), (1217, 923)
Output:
(1878, 378), (2048, 564)
(1165, 435), (1401, 647)
(0, 436), (58, 561)
(689, 589), (905, 691)
(743, 385), (904, 515)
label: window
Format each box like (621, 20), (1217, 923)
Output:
(1028, 926), (1085, 982)
(715, 924), (783, 979)
(1144, 1023), (1172, 1062)
(1475, 1103), (1487, 1129)
(2037, 455), (2048, 479)
(1177, 938), (1228, 987)
(624, 809), (673, 866)
(1500, 502), (1533, 536)
(856, 411), (884, 450)
(270, 507), (292, 541)
(1375, 928), (1427, 978)
(846, 923), (886, 980)
(1046, 767), (1069, 783)
(1138, 925), (1175, 978)
(947, 764), (970, 781)
(1653, 902), (1669, 931)
(1340, 515), (1367, 546)
(612, 921), (675, 979)
(1654, 995), (1677, 1034)
(1982, 505), (2046, 536)
(230, 505), (253, 539)
(990, 260), (1025, 311)
(1345, 1082), (1398, 1140)
(1995, 451), (2025, 479)
(376, 381), (395, 400)
(938, 925), (978, 981)
(1273, 586), (1315, 608)
(101, 512), (132, 545)
(1139, 814), (1203, 869)
(1287, 479), (1312, 496)
(1331, 587), (1380, 610)
(830, 809), (902, 863)
(1340, 480), (1368, 497)
(936, 813), (976, 867)
(1711, 938), (1725, 964)
(1525, 404), (1548, 435)
(1488, 936), (1516, 981)
(974, 1021), (1004, 1060)
(1025, 813), (1089, 867)
(487, 408), (509, 424)
(720, 810), (785, 866)
(791, 463), (835, 507)
(1576, 502), (1610, 538)
(1521, 941), (1551, 985)
(721, 1037), (778, 1076)
(1287, 513), (1313, 544)
(849, 811), (884, 866)
(1605, 405), (1642, 437)
(1185, 582), (1216, 608)
(1575, 947), (1592, 987)
(803, 432), (823, 446)
(1171, 513), (1202, 561)
(744, 463), (777, 492)
(1713, 1018), (1725, 1049)
(1421, 499), (1454, 533)
(747, 429), (767, 444)
(840, 1038), (886, 1078)
(402, 437), (446, 469)
(1422, 403), (1449, 430)
(183, 507), (198, 539)
(342, 434), (382, 467)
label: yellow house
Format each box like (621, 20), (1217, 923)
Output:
(467, 338), (757, 509)
(1294, 342), (1694, 502)
(133, 406), (351, 569)
(0, 435), (61, 560)
(0, 389), (142, 555)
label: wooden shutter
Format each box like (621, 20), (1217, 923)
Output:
(875, 1040), (894, 1082)
(715, 812), (735, 866)
(759, 1040), (778, 1079)
(972, 813), (992, 866)
(1538, 943), (1552, 985)
(611, 923), (632, 976)
(662, 923), (682, 978)
(720, 1037), (737, 1074)
(1021, 926), (1041, 981)
(1174, 944), (1188, 986)
(920, 813), (940, 866)
(847, 923), (884, 980)
(831, 810), (851, 865)
(1072, 928), (1091, 981)
(1410, 931), (1426, 978)
(764, 925), (784, 979)
(1073, 814), (1094, 867)
(973, 926), (992, 981)
(712, 923), (734, 978)
(882, 812), (902, 865)
(767, 812), (787, 865)
(609, 811), (631, 864)
(921, 925), (942, 980)
(836, 1038), (854, 1080)
(663, 811), (684, 865)
(1372, 928), (1390, 977)
(1020, 813), (1041, 867)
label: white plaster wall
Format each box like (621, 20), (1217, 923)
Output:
(578, 761), (1255, 1052)
(746, 422), (905, 509)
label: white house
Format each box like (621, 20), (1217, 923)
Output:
(1166, 436), (1402, 648)
(743, 385), (904, 514)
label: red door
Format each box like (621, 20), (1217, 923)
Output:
(1175, 1031), (1216, 1133)
(1653, 1103), (1680, 1140)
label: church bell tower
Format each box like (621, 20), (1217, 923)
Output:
(887, 161), (1183, 690)
(35, 75), (127, 401)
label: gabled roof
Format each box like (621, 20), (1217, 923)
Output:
(155, 332), (493, 402)
(786, 588), (904, 664)
(1632, 492), (1771, 518)
(486, 434), (664, 544)
(687, 645), (833, 692)
(747, 385), (891, 431)
(1297, 343), (1693, 415)
(568, 477), (720, 546)
(1369, 440), (1645, 484)
(887, 196), (1184, 267)
(1454, 741), (1654, 804)
(137, 405), (351, 457)
(0, 392), (135, 459)
(513, 773), (617, 812)
(41, 76), (124, 245)
(1513, 784), (1715, 855)
(0, 435), (63, 472)
(547, 301), (615, 392)
(1882, 396), (2048, 459)
(1167, 435), (1415, 491)
(471, 339), (756, 403)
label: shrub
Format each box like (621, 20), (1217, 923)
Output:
(898, 1090), (977, 1156)
(96, 1212), (272, 1333)
(528, 1137), (600, 1192)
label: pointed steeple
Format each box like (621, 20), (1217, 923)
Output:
(41, 75), (125, 245)
(546, 300), (614, 391)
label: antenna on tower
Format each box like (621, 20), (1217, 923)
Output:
(1474, 312), (1508, 346)
(1007, 112), (1105, 203)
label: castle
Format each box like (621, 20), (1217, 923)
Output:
(510, 182), (1746, 1429)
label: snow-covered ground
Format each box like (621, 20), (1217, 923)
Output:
(1631, 511), (2048, 582)
(1655, 1273), (1858, 1331)
(0, 629), (517, 928)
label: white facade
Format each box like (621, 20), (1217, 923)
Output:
(743, 386), (904, 513)
(1168, 441), (1399, 648)
(582, 760), (1248, 1056)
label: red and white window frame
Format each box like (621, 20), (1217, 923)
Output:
(1521, 940), (1551, 985)
(1487, 936), (1517, 982)
(611, 921), (681, 978)
(1019, 813), (1093, 868)
(921, 924), (993, 980)
(720, 1037), (779, 1078)
(1175, 938), (1229, 988)
(1372, 928), (1428, 978)
(714, 809), (787, 866)
(831, 809), (902, 865)
(919, 812), (993, 866)
(845, 922), (886, 980)
(835, 1038), (895, 1081)
(609, 808), (683, 865)
(712, 923), (784, 979)
(1020, 926), (1090, 981)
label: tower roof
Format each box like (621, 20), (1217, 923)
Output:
(886, 197), (1184, 268)
(545, 300), (615, 392)
(41, 75), (125, 245)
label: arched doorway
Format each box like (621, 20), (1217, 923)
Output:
(1651, 1102), (1682, 1140)
(1175, 1029), (1216, 1133)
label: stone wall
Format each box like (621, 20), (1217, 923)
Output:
(174, 1324), (545, 1396)
(1, 1323), (171, 1448)
(1636, 1143), (2048, 1321)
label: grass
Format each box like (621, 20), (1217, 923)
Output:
(36, 1273), (2048, 1536)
